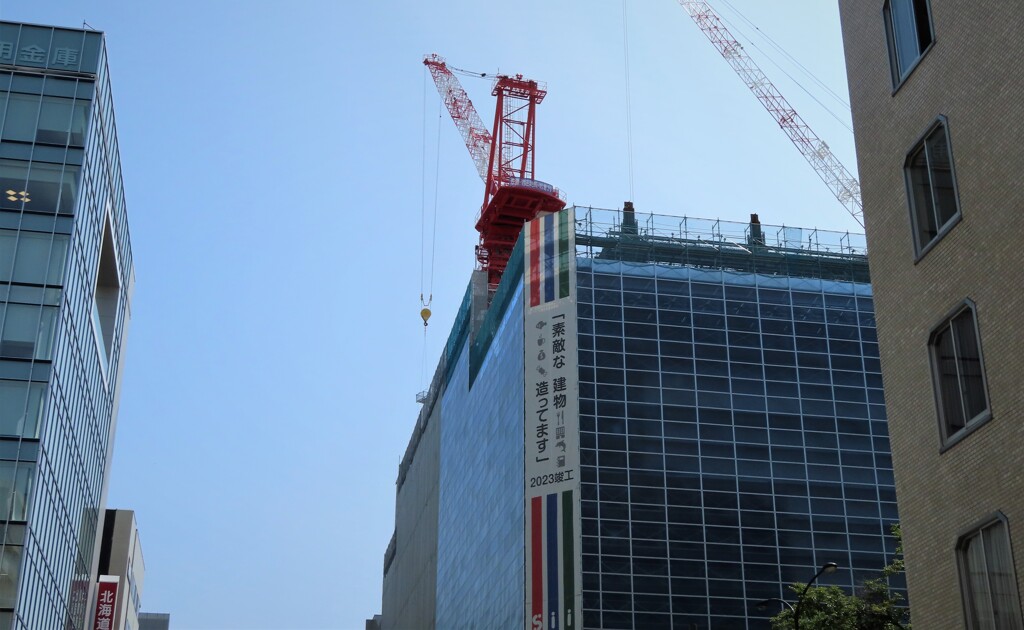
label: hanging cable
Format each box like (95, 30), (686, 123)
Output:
(419, 67), (430, 388)
(718, 0), (850, 109)
(418, 74), (446, 389)
(447, 64), (498, 80)
(428, 98), (442, 302)
(418, 71), (443, 334)
(420, 66), (427, 312)
(417, 97), (443, 340)
(622, 0), (635, 201)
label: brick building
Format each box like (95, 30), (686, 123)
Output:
(839, 1), (1024, 627)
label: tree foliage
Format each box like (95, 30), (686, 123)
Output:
(769, 525), (910, 630)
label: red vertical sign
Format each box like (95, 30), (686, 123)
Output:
(93, 579), (118, 630)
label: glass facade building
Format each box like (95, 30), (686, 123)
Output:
(0, 22), (134, 630)
(576, 257), (898, 628)
(381, 208), (900, 629)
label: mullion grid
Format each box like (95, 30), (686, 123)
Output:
(821, 290), (856, 589)
(715, 279), (748, 627)
(651, 275), (674, 625)
(580, 265), (890, 628)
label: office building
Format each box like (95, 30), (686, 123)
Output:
(95, 510), (145, 630)
(381, 206), (900, 629)
(0, 21), (134, 629)
(839, 2), (1024, 627)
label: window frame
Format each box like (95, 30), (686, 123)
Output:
(930, 299), (991, 452)
(956, 513), (1024, 630)
(905, 116), (962, 261)
(883, 0), (936, 91)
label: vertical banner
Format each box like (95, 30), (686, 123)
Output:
(524, 208), (581, 630)
(93, 576), (118, 630)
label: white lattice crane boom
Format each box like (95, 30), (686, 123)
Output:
(423, 54), (493, 184)
(678, 1), (864, 228)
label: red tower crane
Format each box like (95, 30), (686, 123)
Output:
(424, 54), (566, 288)
(677, 1), (864, 228)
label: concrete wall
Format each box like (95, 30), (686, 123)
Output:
(839, 2), (1024, 626)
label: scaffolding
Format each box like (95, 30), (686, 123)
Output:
(573, 206), (869, 284)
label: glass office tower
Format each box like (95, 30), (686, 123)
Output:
(381, 207), (900, 630)
(0, 22), (133, 630)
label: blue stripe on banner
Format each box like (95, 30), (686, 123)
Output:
(547, 492), (559, 629)
(544, 213), (555, 303)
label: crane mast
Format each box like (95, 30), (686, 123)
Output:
(424, 54), (565, 288)
(677, 1), (864, 228)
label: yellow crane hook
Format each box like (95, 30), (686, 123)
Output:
(420, 294), (432, 328)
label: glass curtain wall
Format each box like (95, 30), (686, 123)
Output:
(576, 259), (900, 630)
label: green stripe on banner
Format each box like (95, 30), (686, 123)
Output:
(562, 490), (575, 628)
(558, 210), (570, 299)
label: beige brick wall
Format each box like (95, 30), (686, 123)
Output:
(839, 1), (1024, 627)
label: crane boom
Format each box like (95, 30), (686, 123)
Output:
(423, 54), (492, 184)
(678, 1), (864, 228)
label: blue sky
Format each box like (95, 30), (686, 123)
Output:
(3, 2), (856, 628)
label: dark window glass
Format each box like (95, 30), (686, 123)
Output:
(624, 322), (656, 339)
(760, 304), (793, 321)
(907, 120), (959, 254)
(931, 303), (988, 443)
(593, 273), (620, 289)
(691, 283), (723, 298)
(657, 294), (690, 312)
(594, 289), (622, 305)
(623, 291), (656, 308)
(2, 94), (38, 143)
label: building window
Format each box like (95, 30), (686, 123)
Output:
(906, 119), (959, 256)
(0, 546), (20, 608)
(958, 517), (1024, 629)
(884, 0), (934, 86)
(0, 229), (69, 286)
(0, 380), (45, 438)
(0, 303), (58, 361)
(0, 160), (79, 215)
(930, 301), (989, 445)
(0, 461), (33, 522)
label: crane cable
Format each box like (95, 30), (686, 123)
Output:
(419, 67), (444, 386)
(420, 67), (428, 315)
(717, 0), (851, 110)
(622, 0), (635, 202)
(711, 0), (853, 133)
(448, 64), (498, 80)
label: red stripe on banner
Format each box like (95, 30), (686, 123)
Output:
(531, 496), (543, 626)
(529, 218), (541, 307)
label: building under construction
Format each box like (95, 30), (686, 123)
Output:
(378, 206), (900, 629)
(372, 3), (900, 626)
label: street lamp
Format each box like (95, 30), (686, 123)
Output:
(793, 562), (838, 630)
(755, 597), (796, 614)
